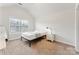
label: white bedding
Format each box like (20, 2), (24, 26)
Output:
(21, 30), (47, 40)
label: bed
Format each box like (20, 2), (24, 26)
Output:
(21, 30), (47, 47)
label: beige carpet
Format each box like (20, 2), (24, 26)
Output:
(0, 38), (78, 55)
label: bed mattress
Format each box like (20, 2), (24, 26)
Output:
(21, 30), (46, 40)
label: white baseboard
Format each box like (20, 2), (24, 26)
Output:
(75, 48), (79, 52)
(55, 39), (75, 47)
(75, 46), (79, 52)
(8, 37), (21, 40)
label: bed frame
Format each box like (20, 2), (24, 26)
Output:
(21, 35), (46, 47)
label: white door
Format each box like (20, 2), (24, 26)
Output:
(0, 34), (6, 49)
(0, 26), (6, 49)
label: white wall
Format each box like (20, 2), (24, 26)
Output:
(76, 4), (79, 51)
(0, 4), (35, 40)
(0, 7), (3, 25)
(54, 9), (75, 46)
(33, 4), (75, 46)
(36, 9), (75, 46)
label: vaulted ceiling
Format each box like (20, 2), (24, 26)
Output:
(0, 3), (76, 19)
(17, 3), (75, 19)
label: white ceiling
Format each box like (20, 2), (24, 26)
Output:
(19, 3), (75, 11)
(0, 3), (76, 19)
(0, 3), (15, 7)
(17, 3), (75, 18)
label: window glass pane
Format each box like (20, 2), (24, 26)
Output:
(21, 20), (29, 32)
(9, 18), (29, 33)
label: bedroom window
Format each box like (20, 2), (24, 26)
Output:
(9, 18), (29, 33)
